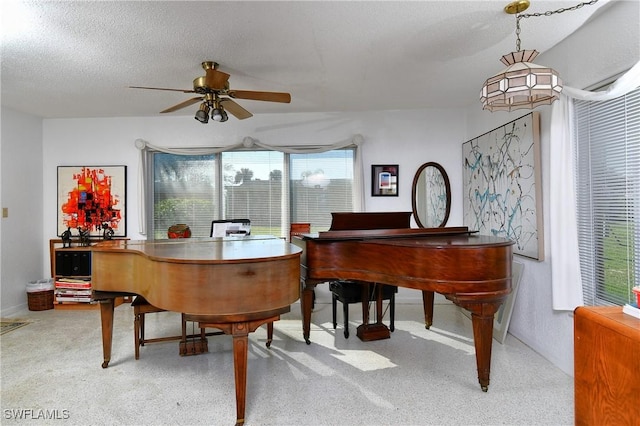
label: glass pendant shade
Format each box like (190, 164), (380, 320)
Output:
(480, 50), (562, 112)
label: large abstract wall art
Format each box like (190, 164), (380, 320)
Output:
(462, 112), (543, 260)
(57, 166), (127, 237)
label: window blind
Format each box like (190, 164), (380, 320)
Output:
(290, 149), (355, 232)
(574, 87), (640, 305)
(221, 150), (285, 236)
(152, 153), (218, 239)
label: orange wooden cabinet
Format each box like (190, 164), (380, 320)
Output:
(574, 306), (640, 426)
(49, 239), (129, 309)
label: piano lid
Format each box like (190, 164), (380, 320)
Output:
(318, 226), (472, 240)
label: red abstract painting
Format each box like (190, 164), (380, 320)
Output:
(57, 166), (126, 237)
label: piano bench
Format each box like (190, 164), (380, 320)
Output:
(329, 281), (397, 339)
(132, 296), (183, 360)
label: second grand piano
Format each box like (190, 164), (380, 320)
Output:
(294, 213), (514, 392)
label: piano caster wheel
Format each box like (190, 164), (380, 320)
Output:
(481, 385), (488, 392)
(101, 361), (109, 368)
(305, 338), (311, 345)
(343, 329), (349, 339)
(266, 340), (272, 349)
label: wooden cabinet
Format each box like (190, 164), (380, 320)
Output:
(50, 239), (130, 309)
(50, 239), (94, 308)
(574, 306), (640, 425)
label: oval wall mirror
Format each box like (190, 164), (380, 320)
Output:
(411, 162), (451, 228)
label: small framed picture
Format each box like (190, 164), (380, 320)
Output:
(371, 164), (398, 196)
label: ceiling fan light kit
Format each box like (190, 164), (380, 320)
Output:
(211, 105), (228, 122)
(130, 61), (291, 123)
(480, 0), (599, 112)
(195, 102), (210, 123)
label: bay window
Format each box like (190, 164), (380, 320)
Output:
(146, 146), (357, 239)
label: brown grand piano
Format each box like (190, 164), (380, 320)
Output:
(293, 212), (514, 392)
(91, 236), (302, 426)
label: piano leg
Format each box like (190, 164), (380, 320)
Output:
(231, 327), (249, 426)
(98, 298), (115, 368)
(422, 291), (435, 329)
(266, 321), (274, 348)
(471, 311), (494, 392)
(196, 309), (287, 425)
(300, 284), (316, 344)
(454, 299), (503, 392)
(201, 321), (251, 425)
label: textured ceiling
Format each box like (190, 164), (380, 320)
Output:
(0, 0), (612, 119)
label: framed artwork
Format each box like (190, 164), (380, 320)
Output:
(371, 164), (399, 197)
(57, 166), (127, 237)
(462, 112), (543, 260)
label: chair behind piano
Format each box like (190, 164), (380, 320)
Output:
(290, 222), (311, 240)
(328, 212), (410, 338)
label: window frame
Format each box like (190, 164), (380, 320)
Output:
(145, 145), (358, 239)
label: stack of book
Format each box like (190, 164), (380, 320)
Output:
(54, 278), (92, 303)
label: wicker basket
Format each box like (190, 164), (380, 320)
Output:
(27, 290), (54, 311)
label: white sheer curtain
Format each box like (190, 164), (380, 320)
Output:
(550, 61), (640, 310)
(134, 135), (365, 235)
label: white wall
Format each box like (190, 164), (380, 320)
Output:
(463, 0), (639, 375)
(1, 108), (44, 316)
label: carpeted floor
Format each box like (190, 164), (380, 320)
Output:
(0, 301), (574, 425)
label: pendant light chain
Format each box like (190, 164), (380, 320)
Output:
(514, 0), (599, 52)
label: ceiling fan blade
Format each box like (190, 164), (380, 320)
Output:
(228, 90), (291, 103)
(220, 98), (253, 120)
(160, 97), (203, 113)
(129, 86), (196, 94)
(205, 69), (230, 90)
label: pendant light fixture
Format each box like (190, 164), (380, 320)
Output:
(480, 0), (599, 112)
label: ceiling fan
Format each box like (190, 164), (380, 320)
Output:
(130, 61), (291, 122)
